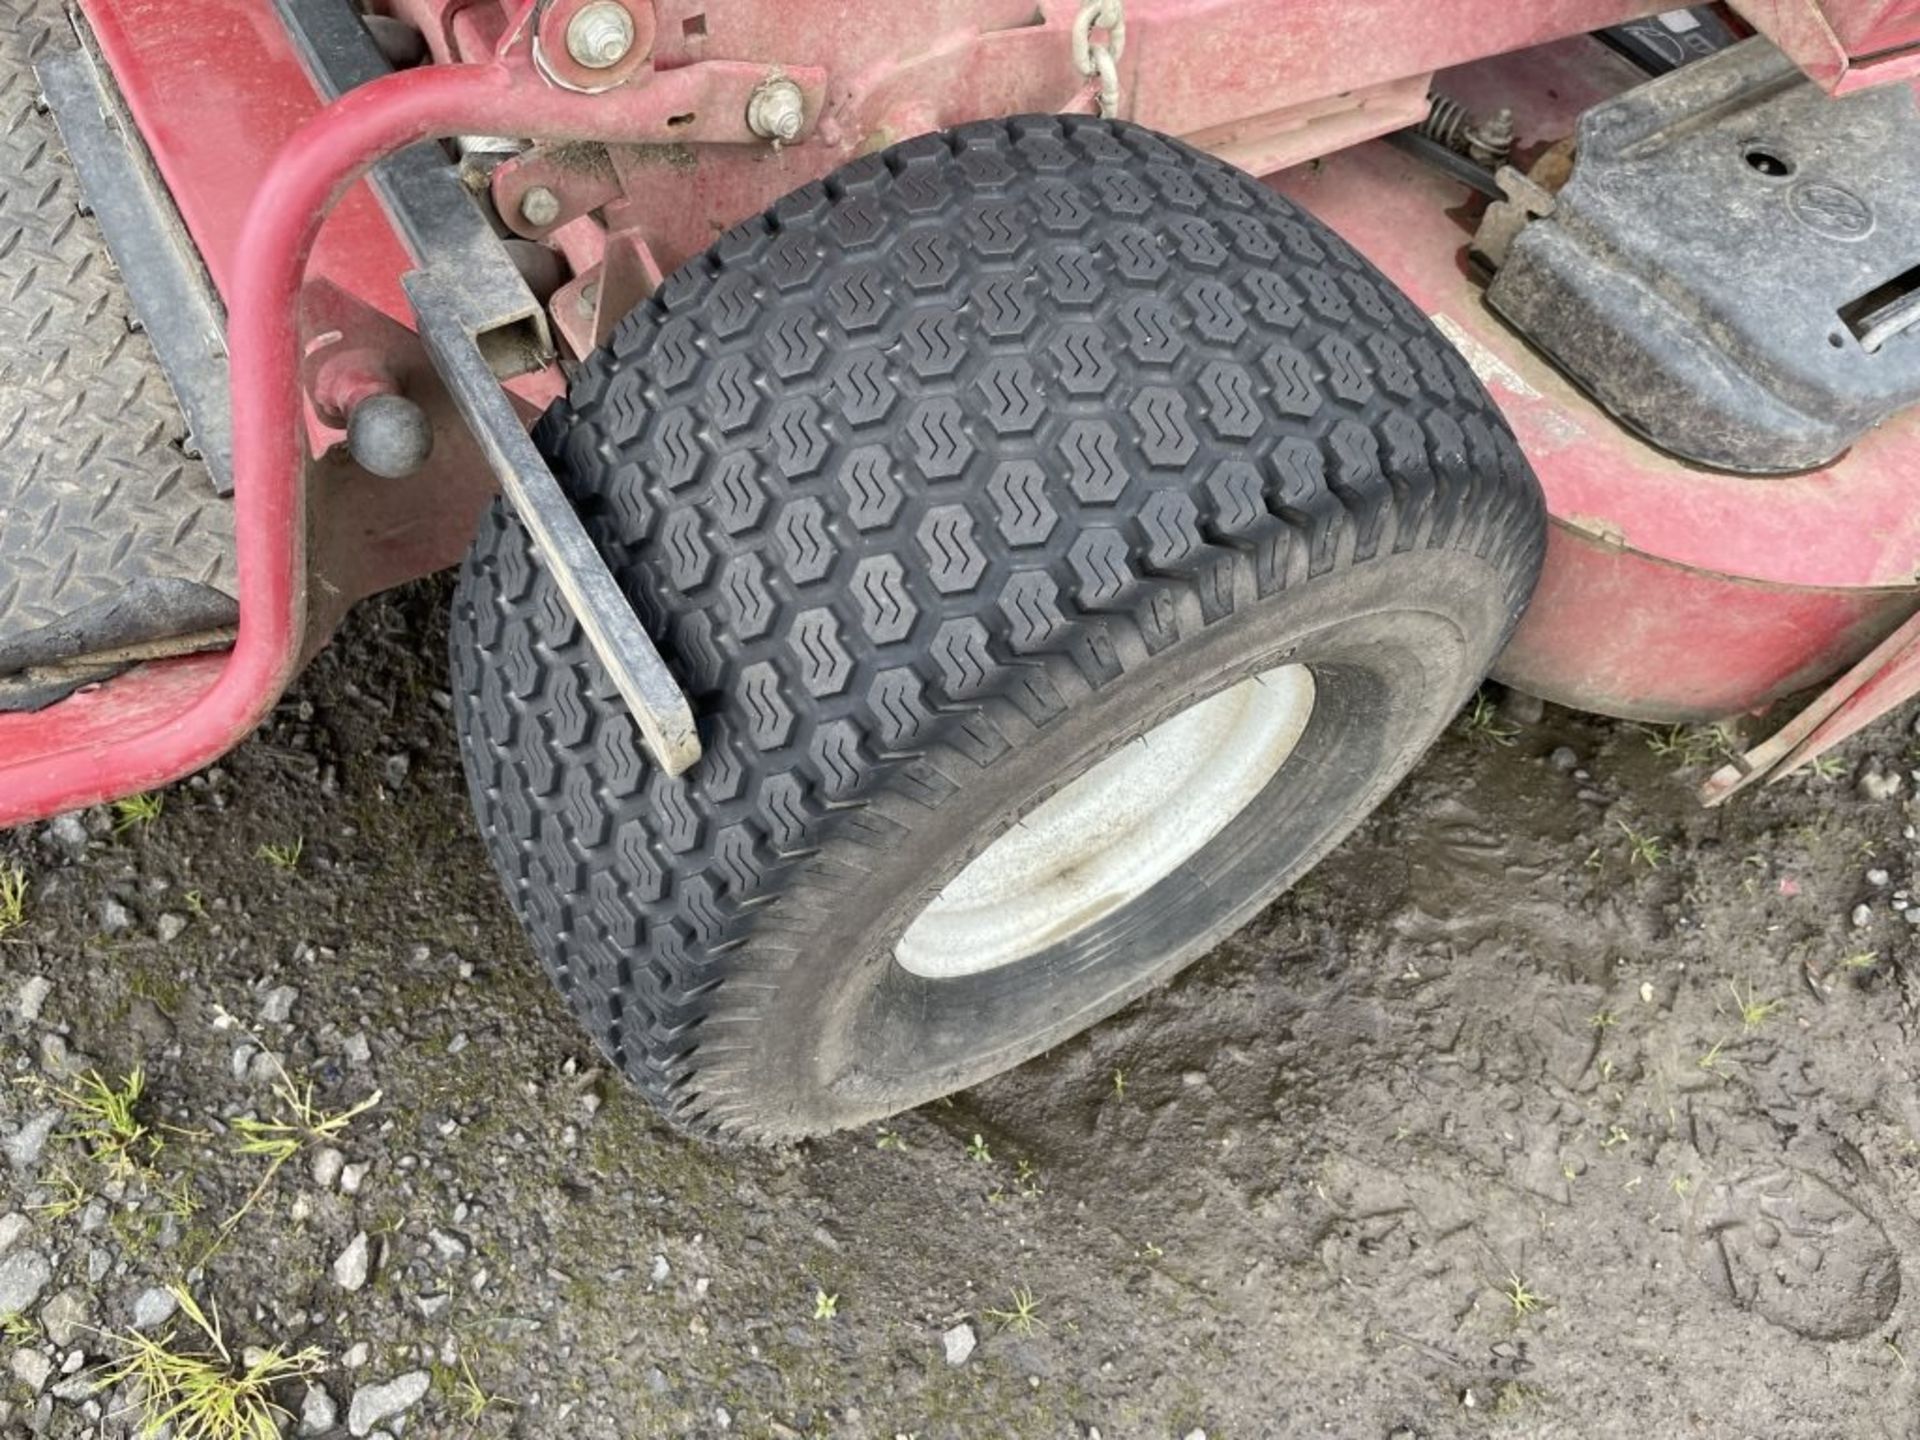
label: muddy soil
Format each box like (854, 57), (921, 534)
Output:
(2, 581), (1917, 1440)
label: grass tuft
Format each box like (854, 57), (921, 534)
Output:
(1636, 723), (1737, 767)
(444, 1354), (513, 1423)
(1616, 821), (1667, 869)
(1728, 980), (1786, 1029)
(210, 1045), (379, 1261)
(56, 1068), (152, 1180)
(256, 839), (303, 871)
(96, 1286), (322, 1440)
(0, 864), (26, 937)
(112, 793), (164, 832)
(1461, 691), (1519, 748)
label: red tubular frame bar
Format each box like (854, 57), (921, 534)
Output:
(0, 60), (737, 827)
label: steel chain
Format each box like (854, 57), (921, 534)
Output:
(1071, 0), (1127, 119)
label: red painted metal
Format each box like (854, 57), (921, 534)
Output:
(491, 0), (1670, 282)
(1704, 608), (1920, 803)
(0, 54), (818, 828)
(83, 0), (415, 325)
(1730, 0), (1920, 92)
(8, 0), (1920, 830)
(1499, 529), (1911, 723)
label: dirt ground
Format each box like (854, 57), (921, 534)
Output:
(3, 580), (1918, 1440)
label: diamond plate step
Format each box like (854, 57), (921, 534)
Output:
(0, 1), (235, 707)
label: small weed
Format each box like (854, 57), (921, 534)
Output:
(1601, 1124), (1631, 1150)
(1491, 1381), (1544, 1417)
(112, 792), (164, 832)
(96, 1285), (323, 1440)
(1135, 1240), (1164, 1261)
(1807, 753), (1846, 781)
(812, 1289), (839, 1321)
(182, 890), (206, 918)
(984, 1287), (1043, 1337)
(1461, 691), (1519, 748)
(229, 1071), (380, 1165)
(1616, 821), (1667, 869)
(1502, 1272), (1545, 1318)
(1014, 1158), (1043, 1198)
(1637, 723), (1737, 766)
(1841, 951), (1880, 971)
(1728, 980), (1786, 1029)
(1670, 1173), (1694, 1197)
(875, 1129), (906, 1152)
(56, 1068), (152, 1180)
(256, 839), (303, 871)
(1698, 1039), (1729, 1073)
(30, 1166), (90, 1219)
(0, 864), (26, 936)
(1588, 1009), (1617, 1030)
(450, 1354), (513, 1423)
(2, 1312), (34, 1341)
(1111, 1069), (1128, 1100)
(965, 1133), (992, 1164)
(213, 1048), (380, 1259)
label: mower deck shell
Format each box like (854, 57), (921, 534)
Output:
(1, 0), (1917, 826)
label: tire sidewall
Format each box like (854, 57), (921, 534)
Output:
(721, 544), (1514, 1132)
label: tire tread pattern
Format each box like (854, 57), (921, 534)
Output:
(451, 117), (1543, 1138)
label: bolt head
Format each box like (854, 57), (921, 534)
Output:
(519, 185), (562, 229)
(566, 1), (635, 69)
(747, 79), (806, 143)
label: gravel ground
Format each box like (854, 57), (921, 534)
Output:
(3, 579), (1919, 1439)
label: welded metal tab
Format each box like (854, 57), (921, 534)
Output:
(37, 45), (233, 492)
(405, 270), (701, 777)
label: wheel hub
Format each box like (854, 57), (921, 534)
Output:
(893, 665), (1317, 980)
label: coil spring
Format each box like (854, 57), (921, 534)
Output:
(1420, 93), (1471, 152)
(1420, 92), (1515, 169)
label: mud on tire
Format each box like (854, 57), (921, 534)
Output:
(450, 116), (1546, 1139)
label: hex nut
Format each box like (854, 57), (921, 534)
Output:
(519, 185), (562, 229)
(566, 1), (636, 69)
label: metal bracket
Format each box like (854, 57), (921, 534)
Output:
(276, 0), (553, 374)
(1703, 607), (1920, 806)
(405, 270), (700, 776)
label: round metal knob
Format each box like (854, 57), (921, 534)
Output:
(348, 393), (434, 479)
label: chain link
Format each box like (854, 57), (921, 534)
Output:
(1071, 0), (1126, 119)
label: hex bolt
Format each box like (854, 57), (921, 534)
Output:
(566, 1), (636, 69)
(519, 185), (562, 229)
(746, 78), (805, 143)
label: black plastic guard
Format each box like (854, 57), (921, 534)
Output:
(1487, 38), (1920, 474)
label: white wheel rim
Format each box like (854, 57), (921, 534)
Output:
(893, 664), (1316, 980)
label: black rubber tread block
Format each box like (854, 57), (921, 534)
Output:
(451, 117), (1544, 1137)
